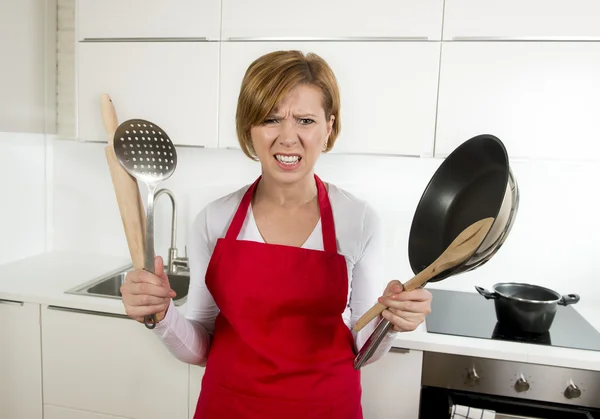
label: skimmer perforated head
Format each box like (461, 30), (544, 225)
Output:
(113, 119), (177, 183)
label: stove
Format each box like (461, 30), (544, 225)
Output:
(418, 289), (600, 418)
(425, 288), (600, 351)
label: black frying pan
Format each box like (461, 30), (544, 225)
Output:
(354, 134), (516, 369)
(407, 134), (510, 282)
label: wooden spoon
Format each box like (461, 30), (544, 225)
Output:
(352, 217), (495, 333)
(101, 94), (147, 271)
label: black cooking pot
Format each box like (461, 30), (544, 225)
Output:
(476, 283), (580, 334)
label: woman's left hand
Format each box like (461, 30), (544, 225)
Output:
(378, 280), (432, 332)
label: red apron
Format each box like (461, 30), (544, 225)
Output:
(193, 174), (363, 419)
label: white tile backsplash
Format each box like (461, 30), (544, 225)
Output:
(49, 139), (600, 301)
(0, 133), (46, 264)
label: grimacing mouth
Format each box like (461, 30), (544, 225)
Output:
(273, 154), (302, 165)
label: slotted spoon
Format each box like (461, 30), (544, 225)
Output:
(113, 119), (178, 329)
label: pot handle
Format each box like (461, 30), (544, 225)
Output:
(475, 285), (498, 300)
(558, 294), (580, 306)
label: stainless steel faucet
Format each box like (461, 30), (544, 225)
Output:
(154, 188), (189, 274)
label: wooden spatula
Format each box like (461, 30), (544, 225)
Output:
(101, 94), (146, 270)
(352, 217), (495, 333)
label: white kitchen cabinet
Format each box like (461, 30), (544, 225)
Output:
(45, 405), (128, 419)
(221, 0), (444, 41)
(0, 0), (47, 134)
(219, 42), (440, 157)
(360, 347), (423, 418)
(77, 41), (219, 147)
(41, 305), (189, 419)
(443, 0), (600, 40)
(188, 365), (205, 419)
(435, 42), (600, 161)
(77, 0), (221, 40)
(0, 300), (43, 419)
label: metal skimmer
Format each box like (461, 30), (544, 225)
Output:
(113, 119), (178, 329)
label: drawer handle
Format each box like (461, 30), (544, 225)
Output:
(452, 36), (600, 41)
(47, 305), (130, 319)
(226, 36), (430, 42)
(390, 347), (410, 354)
(81, 37), (210, 43)
(0, 299), (24, 306)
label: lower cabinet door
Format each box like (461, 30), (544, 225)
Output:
(45, 405), (128, 419)
(41, 305), (189, 419)
(360, 347), (423, 419)
(0, 300), (43, 419)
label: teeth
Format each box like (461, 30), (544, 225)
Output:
(275, 155), (300, 164)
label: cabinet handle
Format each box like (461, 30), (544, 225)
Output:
(452, 36), (600, 41)
(225, 36), (429, 42)
(390, 347), (410, 354)
(47, 305), (131, 319)
(81, 37), (210, 43)
(0, 299), (24, 306)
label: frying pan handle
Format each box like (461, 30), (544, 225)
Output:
(558, 294), (580, 306)
(475, 285), (498, 300)
(354, 318), (394, 369)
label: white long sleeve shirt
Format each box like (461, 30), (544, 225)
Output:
(152, 181), (397, 367)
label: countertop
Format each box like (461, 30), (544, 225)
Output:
(1, 251), (599, 371)
(0, 250), (179, 316)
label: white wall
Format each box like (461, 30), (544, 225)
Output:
(50, 138), (600, 301)
(0, 133), (47, 264)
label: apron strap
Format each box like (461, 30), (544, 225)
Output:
(225, 177), (260, 240)
(314, 174), (337, 253)
(225, 174), (338, 253)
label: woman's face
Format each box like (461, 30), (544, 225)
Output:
(250, 84), (334, 186)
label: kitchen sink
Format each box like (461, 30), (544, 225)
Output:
(66, 264), (190, 306)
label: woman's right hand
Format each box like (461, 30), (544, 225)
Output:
(121, 255), (177, 323)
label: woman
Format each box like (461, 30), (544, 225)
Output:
(121, 50), (432, 418)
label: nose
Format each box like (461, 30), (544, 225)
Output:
(278, 118), (298, 146)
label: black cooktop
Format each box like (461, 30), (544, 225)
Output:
(426, 289), (600, 352)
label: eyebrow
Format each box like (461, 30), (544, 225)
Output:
(267, 112), (318, 118)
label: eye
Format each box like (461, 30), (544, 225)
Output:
(263, 118), (279, 125)
(299, 118), (315, 125)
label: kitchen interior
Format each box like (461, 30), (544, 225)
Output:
(1, 0), (600, 418)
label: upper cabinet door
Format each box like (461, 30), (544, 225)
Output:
(435, 42), (600, 161)
(77, 42), (219, 147)
(219, 42), (440, 157)
(221, 0), (444, 40)
(77, 0), (221, 40)
(443, 0), (600, 40)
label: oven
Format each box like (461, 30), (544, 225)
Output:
(419, 351), (600, 418)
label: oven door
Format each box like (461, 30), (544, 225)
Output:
(419, 386), (599, 419)
(419, 352), (600, 419)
